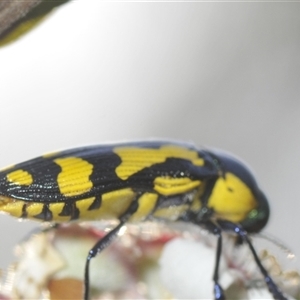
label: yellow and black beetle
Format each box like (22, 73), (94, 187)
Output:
(0, 141), (287, 300)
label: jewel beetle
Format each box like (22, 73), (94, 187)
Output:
(0, 141), (287, 300)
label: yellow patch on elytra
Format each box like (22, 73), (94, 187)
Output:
(130, 193), (158, 222)
(75, 189), (136, 221)
(114, 145), (204, 180)
(26, 203), (44, 217)
(49, 202), (73, 222)
(73, 197), (96, 220)
(54, 157), (93, 197)
(6, 169), (33, 186)
(0, 197), (24, 218)
(99, 189), (135, 219)
(207, 173), (257, 223)
(154, 176), (201, 196)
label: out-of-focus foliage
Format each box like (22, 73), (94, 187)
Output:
(0, 0), (71, 47)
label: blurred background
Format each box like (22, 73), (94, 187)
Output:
(0, 1), (300, 272)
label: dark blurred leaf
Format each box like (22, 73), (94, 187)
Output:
(0, 0), (71, 47)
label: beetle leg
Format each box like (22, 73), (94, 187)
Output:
(217, 220), (287, 300)
(197, 220), (226, 300)
(83, 195), (139, 300)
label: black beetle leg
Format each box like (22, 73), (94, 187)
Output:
(217, 219), (288, 300)
(197, 220), (226, 300)
(83, 196), (139, 300)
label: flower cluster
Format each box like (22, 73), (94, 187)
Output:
(0, 222), (299, 300)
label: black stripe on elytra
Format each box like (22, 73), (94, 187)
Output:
(59, 201), (79, 220)
(21, 204), (28, 218)
(0, 157), (62, 201)
(127, 157), (218, 190)
(88, 195), (102, 210)
(34, 204), (53, 221)
(0, 142), (216, 203)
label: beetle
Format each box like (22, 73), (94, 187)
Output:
(0, 141), (287, 300)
